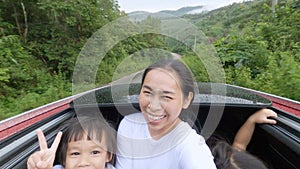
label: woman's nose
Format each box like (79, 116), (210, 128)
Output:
(149, 95), (164, 110)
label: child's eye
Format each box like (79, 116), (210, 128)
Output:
(70, 152), (80, 156)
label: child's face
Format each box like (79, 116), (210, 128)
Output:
(65, 132), (112, 169)
(139, 69), (191, 138)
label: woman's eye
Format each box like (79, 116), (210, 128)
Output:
(91, 150), (101, 155)
(143, 91), (151, 95)
(162, 96), (172, 100)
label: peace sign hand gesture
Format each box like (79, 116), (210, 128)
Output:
(27, 129), (62, 169)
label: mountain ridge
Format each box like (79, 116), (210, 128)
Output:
(128, 5), (207, 17)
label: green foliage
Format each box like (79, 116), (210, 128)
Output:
(224, 66), (255, 88)
(0, 73), (71, 119)
(255, 51), (300, 100)
(214, 34), (270, 77)
(0, 0), (121, 120)
(0, 28), (72, 119)
(185, 0), (300, 101)
(1, 0), (300, 121)
(182, 54), (210, 82)
(0, 34), (31, 97)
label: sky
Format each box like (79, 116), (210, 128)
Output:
(117, 0), (251, 13)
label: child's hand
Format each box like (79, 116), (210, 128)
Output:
(233, 108), (278, 151)
(27, 129), (62, 169)
(248, 108), (277, 125)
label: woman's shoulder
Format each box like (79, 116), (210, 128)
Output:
(52, 163), (116, 169)
(106, 163), (116, 169)
(177, 123), (206, 146)
(117, 112), (149, 138)
(171, 122), (209, 155)
(176, 126), (216, 169)
(124, 112), (145, 121)
(121, 112), (146, 124)
(119, 113), (146, 128)
(53, 165), (64, 169)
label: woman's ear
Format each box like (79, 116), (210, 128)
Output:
(183, 92), (193, 109)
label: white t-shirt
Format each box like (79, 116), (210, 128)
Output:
(116, 113), (216, 169)
(53, 163), (115, 169)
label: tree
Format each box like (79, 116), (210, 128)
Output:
(0, 0), (122, 119)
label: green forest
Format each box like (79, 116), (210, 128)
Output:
(0, 0), (299, 120)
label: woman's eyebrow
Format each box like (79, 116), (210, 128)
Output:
(143, 85), (152, 90)
(143, 85), (175, 95)
(161, 90), (175, 95)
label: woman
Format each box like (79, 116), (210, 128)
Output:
(116, 59), (216, 169)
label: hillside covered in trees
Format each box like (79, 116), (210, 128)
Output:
(0, 0), (299, 120)
(185, 0), (300, 101)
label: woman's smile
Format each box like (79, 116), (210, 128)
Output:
(146, 113), (167, 123)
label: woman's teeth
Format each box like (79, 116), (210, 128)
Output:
(148, 114), (165, 121)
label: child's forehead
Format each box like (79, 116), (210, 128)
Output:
(67, 138), (108, 150)
(70, 131), (107, 144)
(70, 129), (105, 140)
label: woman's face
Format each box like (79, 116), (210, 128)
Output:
(139, 69), (192, 139)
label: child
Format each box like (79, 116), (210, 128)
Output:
(209, 108), (277, 169)
(232, 108), (277, 151)
(27, 115), (116, 169)
(212, 141), (268, 169)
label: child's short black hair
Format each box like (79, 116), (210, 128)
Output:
(55, 115), (116, 167)
(211, 141), (268, 169)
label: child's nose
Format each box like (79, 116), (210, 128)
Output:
(78, 155), (91, 167)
